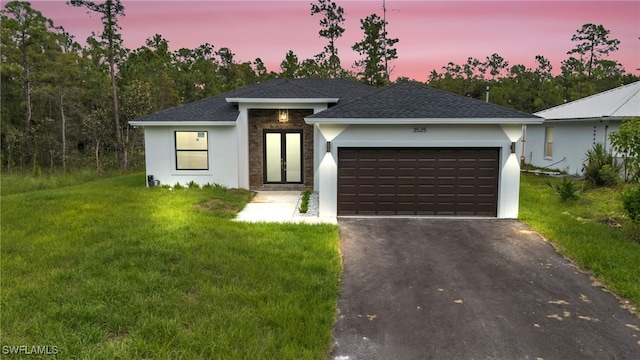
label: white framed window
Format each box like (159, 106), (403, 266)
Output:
(175, 131), (208, 170)
(544, 127), (554, 158)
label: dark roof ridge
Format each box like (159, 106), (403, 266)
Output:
(308, 80), (540, 119)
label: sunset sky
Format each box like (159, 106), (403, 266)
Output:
(11, 0), (640, 81)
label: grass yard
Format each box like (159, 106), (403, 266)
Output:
(1, 173), (341, 359)
(520, 173), (640, 309)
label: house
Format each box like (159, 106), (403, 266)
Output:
(521, 81), (640, 174)
(130, 79), (542, 219)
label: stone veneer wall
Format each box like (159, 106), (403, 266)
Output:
(248, 109), (314, 188)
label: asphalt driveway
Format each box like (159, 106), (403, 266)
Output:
(331, 218), (640, 360)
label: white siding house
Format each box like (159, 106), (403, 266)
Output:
(521, 81), (640, 174)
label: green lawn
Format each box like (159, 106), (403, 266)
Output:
(1, 173), (341, 359)
(520, 173), (640, 308)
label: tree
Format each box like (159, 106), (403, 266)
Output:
(40, 31), (83, 171)
(352, 13), (398, 87)
(534, 55), (553, 82)
(280, 50), (300, 78)
(1, 1), (61, 164)
(172, 43), (220, 102)
(120, 34), (179, 112)
(567, 23), (620, 78)
(68, 0), (127, 169)
(484, 53), (509, 79)
(310, 0), (345, 77)
(610, 117), (640, 182)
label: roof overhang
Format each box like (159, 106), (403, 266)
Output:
(225, 97), (339, 104)
(128, 121), (236, 127)
(535, 116), (624, 123)
(304, 117), (543, 125)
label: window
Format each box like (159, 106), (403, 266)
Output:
(175, 131), (208, 170)
(544, 127), (554, 158)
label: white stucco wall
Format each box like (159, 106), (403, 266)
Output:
(520, 120), (620, 175)
(316, 124), (521, 219)
(142, 125), (239, 187)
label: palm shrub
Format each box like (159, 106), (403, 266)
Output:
(547, 177), (583, 202)
(583, 143), (621, 186)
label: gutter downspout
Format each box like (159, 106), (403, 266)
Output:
(520, 125), (527, 167)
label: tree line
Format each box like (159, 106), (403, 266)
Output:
(1, 0), (637, 174)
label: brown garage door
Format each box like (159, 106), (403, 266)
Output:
(337, 148), (500, 216)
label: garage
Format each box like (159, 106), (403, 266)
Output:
(337, 147), (500, 216)
(304, 81), (542, 218)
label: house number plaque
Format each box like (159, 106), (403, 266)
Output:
(413, 127), (428, 133)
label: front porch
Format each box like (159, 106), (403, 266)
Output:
(247, 109), (315, 189)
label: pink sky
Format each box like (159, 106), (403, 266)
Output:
(11, 0), (640, 81)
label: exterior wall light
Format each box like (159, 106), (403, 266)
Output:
(326, 141), (331, 153)
(279, 109), (288, 122)
(510, 142), (516, 154)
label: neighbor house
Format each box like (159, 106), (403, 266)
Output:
(130, 79), (542, 219)
(520, 81), (640, 174)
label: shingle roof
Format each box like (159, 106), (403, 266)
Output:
(307, 81), (540, 119)
(131, 78), (377, 123)
(534, 81), (640, 120)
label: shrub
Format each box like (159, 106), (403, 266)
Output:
(622, 186), (640, 222)
(610, 117), (640, 182)
(599, 165), (621, 187)
(548, 177), (583, 202)
(173, 182), (184, 190)
(187, 180), (200, 189)
(299, 189), (312, 213)
(583, 143), (620, 186)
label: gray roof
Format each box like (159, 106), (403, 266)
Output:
(535, 81), (640, 120)
(307, 81), (540, 119)
(132, 78), (377, 123)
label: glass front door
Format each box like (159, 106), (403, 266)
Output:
(264, 130), (302, 184)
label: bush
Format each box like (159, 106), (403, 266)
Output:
(622, 186), (640, 222)
(584, 143), (620, 186)
(548, 177), (583, 202)
(299, 189), (312, 213)
(187, 180), (200, 189)
(599, 165), (621, 187)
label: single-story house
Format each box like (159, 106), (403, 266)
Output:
(130, 78), (542, 219)
(521, 81), (640, 174)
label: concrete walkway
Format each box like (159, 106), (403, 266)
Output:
(234, 191), (336, 224)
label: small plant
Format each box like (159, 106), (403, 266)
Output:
(213, 183), (227, 191)
(299, 189), (312, 213)
(202, 183), (213, 189)
(173, 182), (184, 190)
(187, 180), (200, 189)
(622, 186), (640, 222)
(548, 177), (583, 202)
(160, 184), (171, 189)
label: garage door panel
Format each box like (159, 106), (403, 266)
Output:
(338, 147), (499, 216)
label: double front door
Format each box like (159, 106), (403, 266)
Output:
(264, 130), (302, 184)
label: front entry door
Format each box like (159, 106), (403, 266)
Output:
(264, 130), (303, 184)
